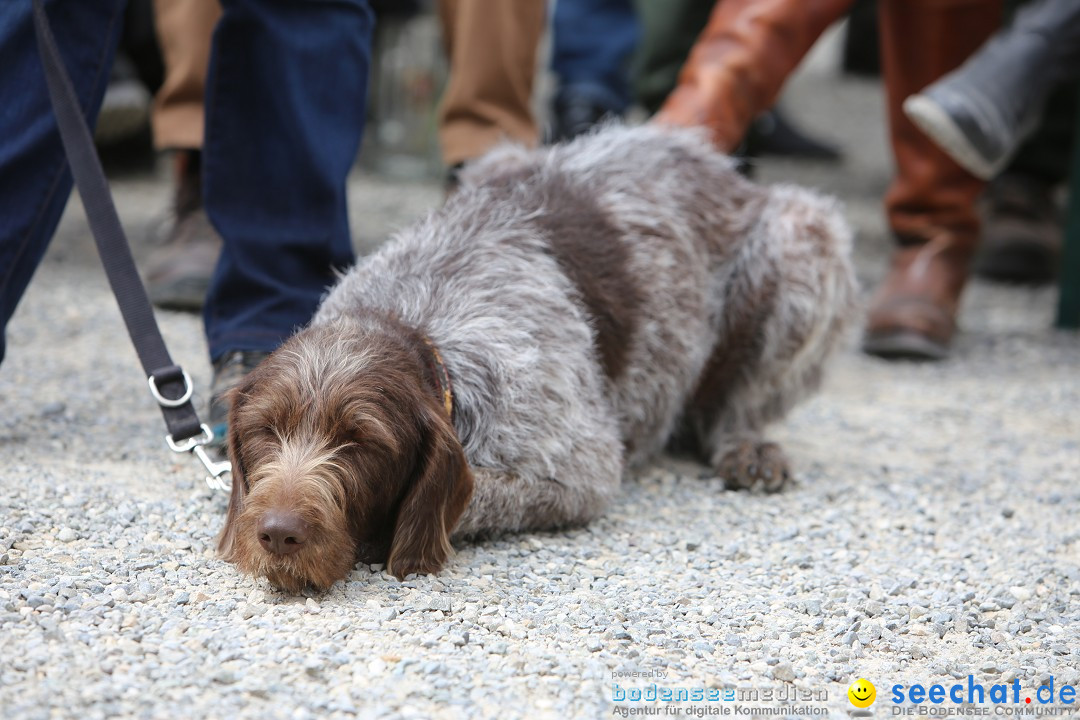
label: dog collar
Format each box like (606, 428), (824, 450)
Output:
(421, 335), (454, 420)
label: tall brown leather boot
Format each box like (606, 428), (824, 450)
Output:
(653, 0), (854, 151)
(864, 0), (1001, 360)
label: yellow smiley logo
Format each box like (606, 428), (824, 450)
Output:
(848, 678), (876, 708)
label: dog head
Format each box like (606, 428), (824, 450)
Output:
(216, 322), (474, 592)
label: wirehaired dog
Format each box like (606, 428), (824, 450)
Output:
(218, 125), (858, 592)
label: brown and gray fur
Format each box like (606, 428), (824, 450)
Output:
(218, 124), (859, 592)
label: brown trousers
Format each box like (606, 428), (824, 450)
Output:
(155, 0), (546, 165)
(436, 0), (546, 167)
(151, 0), (220, 150)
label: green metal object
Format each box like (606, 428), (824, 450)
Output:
(1056, 85), (1080, 329)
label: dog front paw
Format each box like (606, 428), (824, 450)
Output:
(714, 440), (791, 493)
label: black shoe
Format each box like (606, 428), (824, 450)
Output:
(144, 151), (223, 311)
(208, 350), (272, 449)
(745, 108), (842, 162)
(552, 96), (616, 143)
(445, 162), (464, 195)
(974, 174), (1061, 284)
(904, 84), (1040, 181)
(95, 53), (151, 146)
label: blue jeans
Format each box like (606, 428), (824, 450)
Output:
(0, 0), (373, 365)
(551, 0), (639, 114)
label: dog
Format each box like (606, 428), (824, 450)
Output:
(217, 124), (858, 592)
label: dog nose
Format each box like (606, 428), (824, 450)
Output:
(257, 510), (308, 555)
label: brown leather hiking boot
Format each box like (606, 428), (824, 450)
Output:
(143, 150), (222, 311)
(653, 0), (854, 151)
(863, 233), (975, 361)
(975, 174), (1061, 285)
(207, 350), (272, 452)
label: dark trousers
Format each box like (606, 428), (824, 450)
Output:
(1004, 0), (1078, 184)
(552, 0), (639, 114)
(0, 0), (374, 364)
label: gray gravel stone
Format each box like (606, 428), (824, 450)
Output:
(771, 662), (796, 682)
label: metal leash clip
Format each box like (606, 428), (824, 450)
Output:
(166, 424), (232, 493)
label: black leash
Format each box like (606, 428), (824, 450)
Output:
(32, 0), (230, 491)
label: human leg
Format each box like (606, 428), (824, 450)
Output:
(863, 0), (1001, 360)
(201, 0), (374, 361)
(652, 0), (854, 152)
(902, 0), (1080, 180)
(0, 0), (126, 364)
(143, 0), (223, 310)
(550, 0), (638, 140)
(436, 0), (546, 167)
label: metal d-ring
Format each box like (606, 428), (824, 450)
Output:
(148, 369), (194, 408)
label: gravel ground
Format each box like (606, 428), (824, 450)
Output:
(2, 34), (1079, 720)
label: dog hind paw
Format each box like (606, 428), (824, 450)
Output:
(714, 440), (791, 493)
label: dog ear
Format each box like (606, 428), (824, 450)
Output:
(216, 383), (252, 561)
(386, 403), (474, 579)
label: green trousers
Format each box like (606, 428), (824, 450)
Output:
(631, 0), (713, 113)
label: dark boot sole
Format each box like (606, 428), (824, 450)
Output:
(148, 277), (210, 312)
(862, 329), (950, 361)
(903, 95), (1002, 180)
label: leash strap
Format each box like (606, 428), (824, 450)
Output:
(32, 0), (230, 491)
